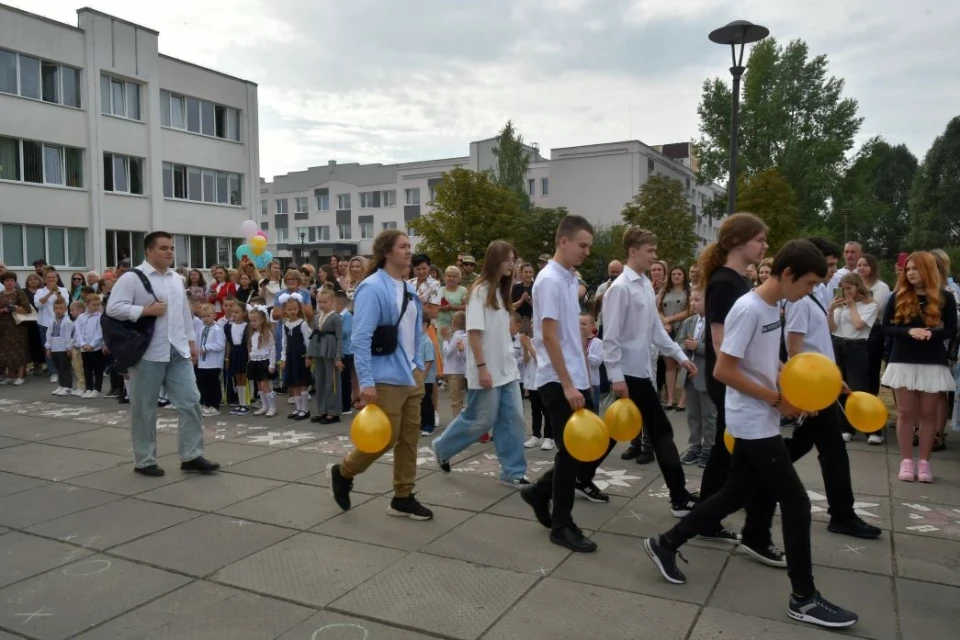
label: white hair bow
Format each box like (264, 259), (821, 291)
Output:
(277, 293), (293, 306)
(246, 303), (269, 314)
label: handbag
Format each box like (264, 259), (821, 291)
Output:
(13, 308), (38, 325)
(371, 287), (412, 356)
(101, 269), (159, 371)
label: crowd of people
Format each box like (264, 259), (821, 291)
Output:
(2, 214), (959, 632)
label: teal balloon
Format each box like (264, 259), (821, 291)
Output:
(236, 245), (254, 261)
(254, 253), (271, 269)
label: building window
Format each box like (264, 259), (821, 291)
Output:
(405, 188), (420, 205)
(301, 225), (331, 242)
(338, 223), (352, 240)
(527, 179), (535, 196)
(159, 90), (241, 141)
(160, 162), (242, 205)
(167, 233), (242, 268)
(317, 225), (330, 241)
(360, 221), (374, 239)
(359, 192), (378, 209)
(1, 224), (86, 268)
(381, 190), (397, 207)
(100, 75), (140, 120)
(260, 200), (267, 217)
(0, 49), (81, 107)
(541, 177), (549, 196)
(316, 193), (329, 211)
(337, 193), (351, 210)
(104, 153), (144, 195)
(104, 230), (145, 267)
(0, 136), (82, 188)
(428, 186), (437, 202)
(647, 158), (655, 175)
(692, 204), (698, 216)
(407, 225), (418, 238)
(295, 197), (308, 213)
(276, 228), (288, 244)
(276, 198), (288, 214)
(381, 221), (397, 230)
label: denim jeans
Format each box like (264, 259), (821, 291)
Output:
(433, 380), (528, 482)
(38, 324), (55, 375)
(129, 345), (205, 468)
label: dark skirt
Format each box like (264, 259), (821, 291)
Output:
(226, 344), (248, 379)
(247, 359), (277, 382)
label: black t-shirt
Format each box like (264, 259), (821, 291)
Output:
(705, 266), (752, 403)
(512, 282), (533, 317)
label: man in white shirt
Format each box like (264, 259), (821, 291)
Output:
(603, 227), (699, 517)
(107, 231), (219, 478)
(824, 241), (861, 301)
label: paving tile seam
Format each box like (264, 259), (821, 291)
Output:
(307, 510), (485, 555)
(317, 605), (465, 640)
(703, 604), (880, 640)
(0, 490), (126, 531)
(130, 478), (293, 512)
(683, 552), (734, 640)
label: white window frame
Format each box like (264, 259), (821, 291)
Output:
(381, 190), (397, 207)
(0, 224), (86, 268)
(101, 75), (140, 120)
(406, 225), (419, 238)
(381, 221), (397, 230)
(276, 227), (289, 244)
(527, 179), (535, 196)
(317, 225), (330, 241)
(360, 221), (374, 239)
(316, 193), (329, 211)
(541, 177), (549, 196)
(405, 188), (420, 205)
(295, 196), (308, 213)
(337, 193), (351, 210)
(276, 199), (288, 214)
(359, 192), (378, 209)
(0, 49), (81, 108)
(159, 89), (241, 141)
(158, 161), (242, 206)
(0, 137), (83, 188)
(104, 152), (144, 195)
(428, 187), (437, 202)
(260, 200), (267, 217)
(338, 223), (352, 240)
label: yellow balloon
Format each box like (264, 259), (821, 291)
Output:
(724, 430), (735, 454)
(604, 397), (642, 441)
(564, 409), (610, 462)
(845, 392), (888, 433)
(249, 235), (267, 256)
(351, 404), (392, 453)
(779, 352), (842, 412)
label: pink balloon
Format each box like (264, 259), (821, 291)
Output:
(256, 230), (268, 239)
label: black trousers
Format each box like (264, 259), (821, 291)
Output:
(785, 403), (855, 519)
(196, 368), (222, 408)
(665, 434), (815, 597)
(341, 354), (354, 412)
(80, 350), (105, 392)
(51, 351), (73, 388)
(528, 390), (552, 439)
(530, 383), (613, 530)
(835, 338), (870, 433)
(421, 382), (435, 428)
(866, 325), (884, 396)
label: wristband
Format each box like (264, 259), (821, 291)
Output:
(772, 392), (782, 408)
(477, 363), (486, 368)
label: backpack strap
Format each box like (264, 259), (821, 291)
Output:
(131, 268), (159, 302)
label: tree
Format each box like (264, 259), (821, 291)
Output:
(490, 120), (531, 210)
(908, 116), (960, 249)
(830, 137), (918, 259)
(581, 223), (627, 288)
(696, 38), (862, 228)
(735, 169), (801, 253)
(408, 168), (521, 267)
(621, 175), (699, 267)
(509, 206), (569, 266)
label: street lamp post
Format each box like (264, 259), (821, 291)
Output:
(709, 20), (769, 215)
(299, 231), (306, 266)
(842, 208), (851, 243)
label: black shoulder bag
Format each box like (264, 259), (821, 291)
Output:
(101, 269), (160, 371)
(371, 288), (412, 356)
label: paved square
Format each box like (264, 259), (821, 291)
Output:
(219, 483), (365, 530)
(0, 443), (127, 481)
(0, 483), (119, 528)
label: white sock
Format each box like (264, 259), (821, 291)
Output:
(266, 392), (276, 411)
(235, 386), (244, 407)
(123, 378), (131, 396)
(300, 391), (310, 413)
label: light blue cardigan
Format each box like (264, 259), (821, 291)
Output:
(352, 269), (424, 388)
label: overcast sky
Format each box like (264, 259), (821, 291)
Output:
(19, 0), (960, 180)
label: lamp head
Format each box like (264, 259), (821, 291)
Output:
(709, 20), (769, 46)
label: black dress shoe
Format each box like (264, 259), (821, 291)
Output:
(521, 485), (552, 528)
(636, 450), (656, 465)
(828, 516), (882, 539)
(550, 524), (598, 552)
(310, 415), (324, 423)
(320, 415), (341, 424)
(621, 445), (643, 460)
(134, 465), (165, 477)
(180, 457), (221, 474)
(295, 411), (311, 421)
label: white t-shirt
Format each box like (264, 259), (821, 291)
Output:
(870, 280), (891, 313)
(465, 283), (519, 389)
(533, 261), (589, 390)
(832, 301), (878, 340)
(585, 336), (603, 387)
(393, 276), (417, 370)
(784, 295), (835, 360)
(721, 291), (782, 440)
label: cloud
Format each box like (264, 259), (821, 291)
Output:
(15, 0), (960, 179)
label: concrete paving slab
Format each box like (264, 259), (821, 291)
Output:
(413, 472), (514, 511)
(0, 436), (27, 449)
(809, 529), (893, 575)
(111, 513), (294, 576)
(179, 440), (277, 466)
(313, 496), (472, 551)
(889, 464), (960, 507)
(689, 607), (859, 640)
(894, 531), (960, 587)
(64, 463), (192, 495)
(26, 498), (199, 550)
(276, 611), (438, 640)
(223, 448), (331, 481)
(0, 414), (101, 441)
(0, 555), (190, 640)
(709, 556), (896, 640)
(136, 473), (285, 511)
(600, 491), (699, 540)
(896, 577), (960, 640)
(213, 532), (405, 607)
(219, 483), (366, 530)
(806, 491), (891, 531)
(0, 470), (49, 497)
(0, 532), (92, 588)
(331, 552), (538, 640)
(0, 483), (119, 528)
(298, 460), (435, 495)
(0, 443), (127, 481)
(483, 576), (699, 640)
(71, 580), (315, 640)
(486, 489), (628, 531)
(226, 427), (324, 448)
(44, 427), (177, 457)
(892, 499), (960, 541)
(554, 531), (728, 605)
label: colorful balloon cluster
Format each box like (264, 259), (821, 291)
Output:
(236, 219), (273, 268)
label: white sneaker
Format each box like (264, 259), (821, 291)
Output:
(12, 378), (24, 386)
(524, 436), (542, 448)
(841, 432), (853, 442)
(80, 390), (92, 399)
(52, 386), (64, 395)
(201, 407), (218, 417)
(163, 403), (177, 410)
(71, 389), (85, 397)
(435, 411), (442, 427)
(867, 433), (884, 445)
(50, 374), (59, 384)
(265, 409), (276, 418)
(253, 406), (268, 416)
(88, 390), (100, 399)
(0, 377), (10, 385)
(287, 397), (296, 404)
(541, 438), (556, 451)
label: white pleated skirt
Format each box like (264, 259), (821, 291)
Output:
(881, 363), (955, 393)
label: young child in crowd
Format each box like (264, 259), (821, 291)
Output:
(226, 304), (251, 415)
(196, 303), (226, 416)
(580, 312), (604, 412)
(511, 311), (525, 390)
(219, 294), (239, 406)
(521, 326), (554, 450)
(335, 291), (355, 414)
(441, 311), (468, 418)
(68, 299), (86, 396)
(76, 294), (105, 399)
(420, 316), (437, 435)
(308, 289), (343, 424)
(676, 289), (716, 467)
(45, 298), (78, 396)
(247, 307), (278, 417)
(279, 296), (313, 420)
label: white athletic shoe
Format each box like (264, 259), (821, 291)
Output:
(12, 378), (24, 386)
(0, 377), (10, 385)
(52, 386), (64, 395)
(867, 433), (884, 445)
(265, 409), (277, 418)
(87, 390), (100, 399)
(253, 406), (268, 416)
(71, 389), (85, 397)
(541, 438), (556, 451)
(524, 436), (542, 448)
(841, 432), (853, 442)
(80, 390), (92, 399)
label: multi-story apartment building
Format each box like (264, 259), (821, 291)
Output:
(0, 5), (259, 276)
(260, 138), (723, 263)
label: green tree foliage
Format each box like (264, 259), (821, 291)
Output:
(581, 224), (627, 288)
(735, 169), (800, 253)
(696, 38), (862, 227)
(621, 175), (699, 267)
(510, 205), (569, 266)
(908, 116), (960, 249)
(830, 137), (918, 260)
(490, 120), (531, 210)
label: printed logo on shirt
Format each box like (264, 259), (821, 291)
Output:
(761, 320), (782, 334)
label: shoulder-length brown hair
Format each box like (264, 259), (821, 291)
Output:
(366, 230), (407, 278)
(893, 252), (942, 327)
(697, 213), (768, 287)
(475, 240), (516, 310)
(839, 272), (871, 302)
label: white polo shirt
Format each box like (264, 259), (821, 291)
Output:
(784, 295), (835, 360)
(465, 283), (519, 389)
(532, 260), (589, 390)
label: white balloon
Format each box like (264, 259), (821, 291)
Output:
(240, 220), (258, 240)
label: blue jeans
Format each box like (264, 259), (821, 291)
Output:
(38, 324), (55, 375)
(433, 380), (527, 482)
(129, 345), (205, 468)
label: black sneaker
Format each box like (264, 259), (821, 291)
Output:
(636, 450), (656, 465)
(670, 493), (698, 517)
(679, 447), (701, 465)
(388, 494), (433, 520)
(286, 410), (299, 419)
(294, 411), (310, 421)
(134, 464), (165, 477)
(521, 485), (552, 528)
(620, 445), (643, 460)
(788, 591), (858, 628)
(157, 400), (170, 409)
(118, 395), (130, 405)
(327, 464), (353, 511)
(644, 536), (688, 584)
(695, 526), (741, 543)
(575, 481), (610, 503)
(180, 457), (220, 474)
(501, 477), (532, 489)
(431, 441), (450, 474)
(739, 542), (787, 568)
(827, 516), (882, 539)
(549, 524), (597, 552)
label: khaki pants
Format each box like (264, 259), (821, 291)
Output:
(342, 370), (425, 497)
(447, 373), (467, 417)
